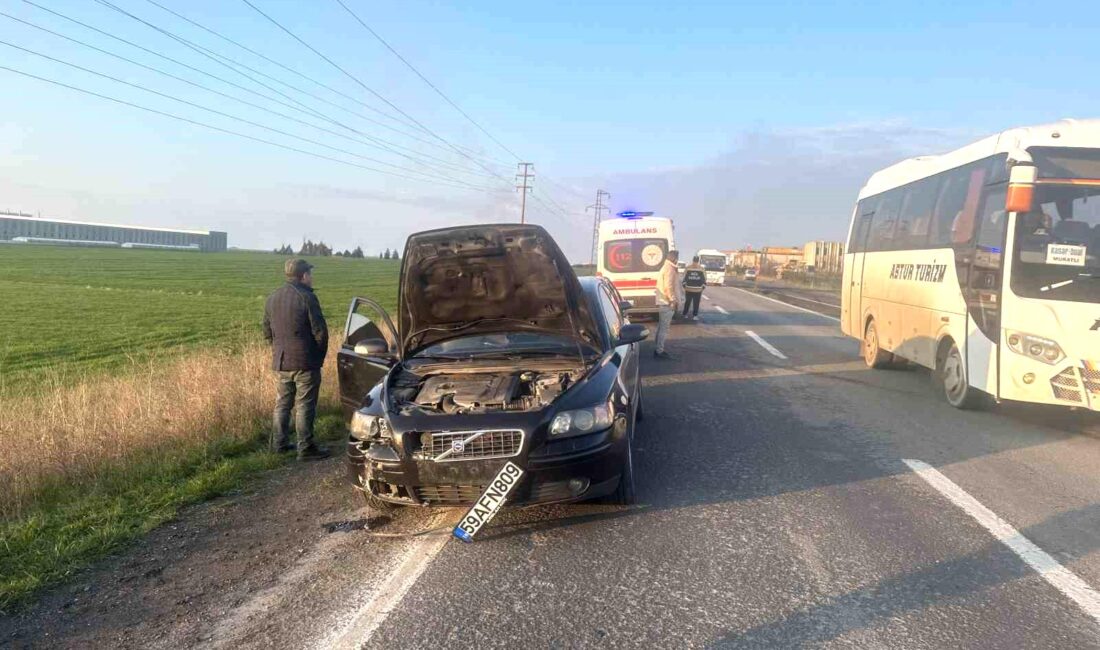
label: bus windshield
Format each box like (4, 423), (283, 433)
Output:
(1011, 183), (1100, 303)
(699, 255), (726, 271)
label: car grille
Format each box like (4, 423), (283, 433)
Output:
(427, 430), (524, 462)
(414, 484), (488, 505)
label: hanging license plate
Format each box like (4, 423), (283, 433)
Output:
(452, 461), (524, 543)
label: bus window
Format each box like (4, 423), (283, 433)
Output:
(952, 167), (989, 244)
(847, 197), (877, 253)
(866, 190), (901, 251)
(931, 170), (968, 247)
(897, 177), (940, 248)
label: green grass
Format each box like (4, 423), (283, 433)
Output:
(0, 246), (400, 393)
(0, 411), (346, 613)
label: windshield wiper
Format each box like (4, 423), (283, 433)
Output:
(1039, 273), (1096, 292)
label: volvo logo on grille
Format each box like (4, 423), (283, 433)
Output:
(451, 440), (465, 453)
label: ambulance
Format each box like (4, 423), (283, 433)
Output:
(596, 212), (676, 315)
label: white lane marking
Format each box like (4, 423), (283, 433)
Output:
(744, 330), (788, 359)
(702, 294), (711, 301)
(715, 305), (729, 314)
(903, 459), (1100, 624)
(322, 513), (452, 649)
(730, 286), (841, 322)
(776, 293), (840, 309)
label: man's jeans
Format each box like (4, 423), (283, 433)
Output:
(273, 369), (322, 449)
(682, 291), (702, 317)
(655, 306), (674, 353)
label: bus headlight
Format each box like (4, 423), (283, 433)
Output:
(1005, 331), (1064, 365)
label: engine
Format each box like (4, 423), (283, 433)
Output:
(393, 369), (575, 414)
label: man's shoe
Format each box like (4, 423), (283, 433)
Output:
(653, 350), (672, 359)
(692, 315), (699, 321)
(273, 442), (297, 453)
(297, 445), (331, 461)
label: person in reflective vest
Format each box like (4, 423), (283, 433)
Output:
(681, 256), (706, 321)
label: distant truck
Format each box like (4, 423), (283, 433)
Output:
(695, 248), (728, 285)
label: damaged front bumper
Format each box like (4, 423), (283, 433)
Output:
(346, 423), (625, 507)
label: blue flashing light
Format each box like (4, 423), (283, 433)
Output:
(617, 211), (654, 219)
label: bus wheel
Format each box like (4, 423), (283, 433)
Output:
(862, 319), (894, 369)
(937, 341), (983, 409)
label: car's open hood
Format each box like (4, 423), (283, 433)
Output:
(398, 224), (601, 357)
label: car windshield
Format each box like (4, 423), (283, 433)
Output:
(1011, 183), (1100, 303)
(415, 332), (582, 358)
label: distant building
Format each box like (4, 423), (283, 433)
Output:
(729, 248), (761, 269)
(0, 212), (227, 252)
(760, 246), (803, 270)
(802, 240), (845, 274)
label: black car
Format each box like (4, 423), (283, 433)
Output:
(337, 224), (649, 509)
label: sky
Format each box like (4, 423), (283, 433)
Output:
(1, 0), (1098, 261)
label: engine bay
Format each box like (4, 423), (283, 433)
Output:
(391, 367), (579, 414)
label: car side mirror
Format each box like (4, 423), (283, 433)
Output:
(616, 323), (649, 346)
(353, 338), (390, 356)
(619, 300), (634, 313)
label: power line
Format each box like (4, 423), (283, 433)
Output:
(0, 11), (497, 183)
(0, 39), (502, 192)
(0, 62), (504, 192)
(238, 0), (515, 191)
(140, 0), (512, 168)
(332, 0), (522, 162)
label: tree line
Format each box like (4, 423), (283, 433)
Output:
(273, 241), (400, 259)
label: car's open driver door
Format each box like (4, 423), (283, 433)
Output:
(337, 297), (399, 420)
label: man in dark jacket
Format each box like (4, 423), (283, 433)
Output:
(681, 256), (706, 321)
(263, 258), (330, 460)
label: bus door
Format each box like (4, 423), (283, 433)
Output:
(846, 204), (876, 336)
(961, 184), (1009, 397)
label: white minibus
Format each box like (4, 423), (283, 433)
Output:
(842, 119), (1100, 410)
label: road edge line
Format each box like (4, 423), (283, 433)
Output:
(322, 513), (452, 649)
(730, 286), (840, 322)
(902, 459), (1100, 624)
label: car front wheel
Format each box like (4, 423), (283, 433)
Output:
(611, 439), (636, 505)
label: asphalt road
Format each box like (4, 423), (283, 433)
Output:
(5, 285), (1100, 649)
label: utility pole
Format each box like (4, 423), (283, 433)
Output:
(515, 163), (534, 224)
(586, 190), (610, 265)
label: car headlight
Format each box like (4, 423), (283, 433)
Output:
(1006, 331), (1064, 365)
(549, 402), (614, 438)
(350, 410), (391, 440)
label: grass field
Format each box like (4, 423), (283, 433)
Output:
(0, 246), (400, 394)
(0, 245), (403, 610)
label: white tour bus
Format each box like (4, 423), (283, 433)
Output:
(842, 119), (1100, 410)
(597, 214), (676, 315)
(695, 248), (729, 285)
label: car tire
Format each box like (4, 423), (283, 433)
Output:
(936, 341), (985, 410)
(362, 488), (396, 511)
(611, 439), (636, 505)
(862, 319), (895, 369)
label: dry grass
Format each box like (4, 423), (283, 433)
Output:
(0, 336), (341, 520)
